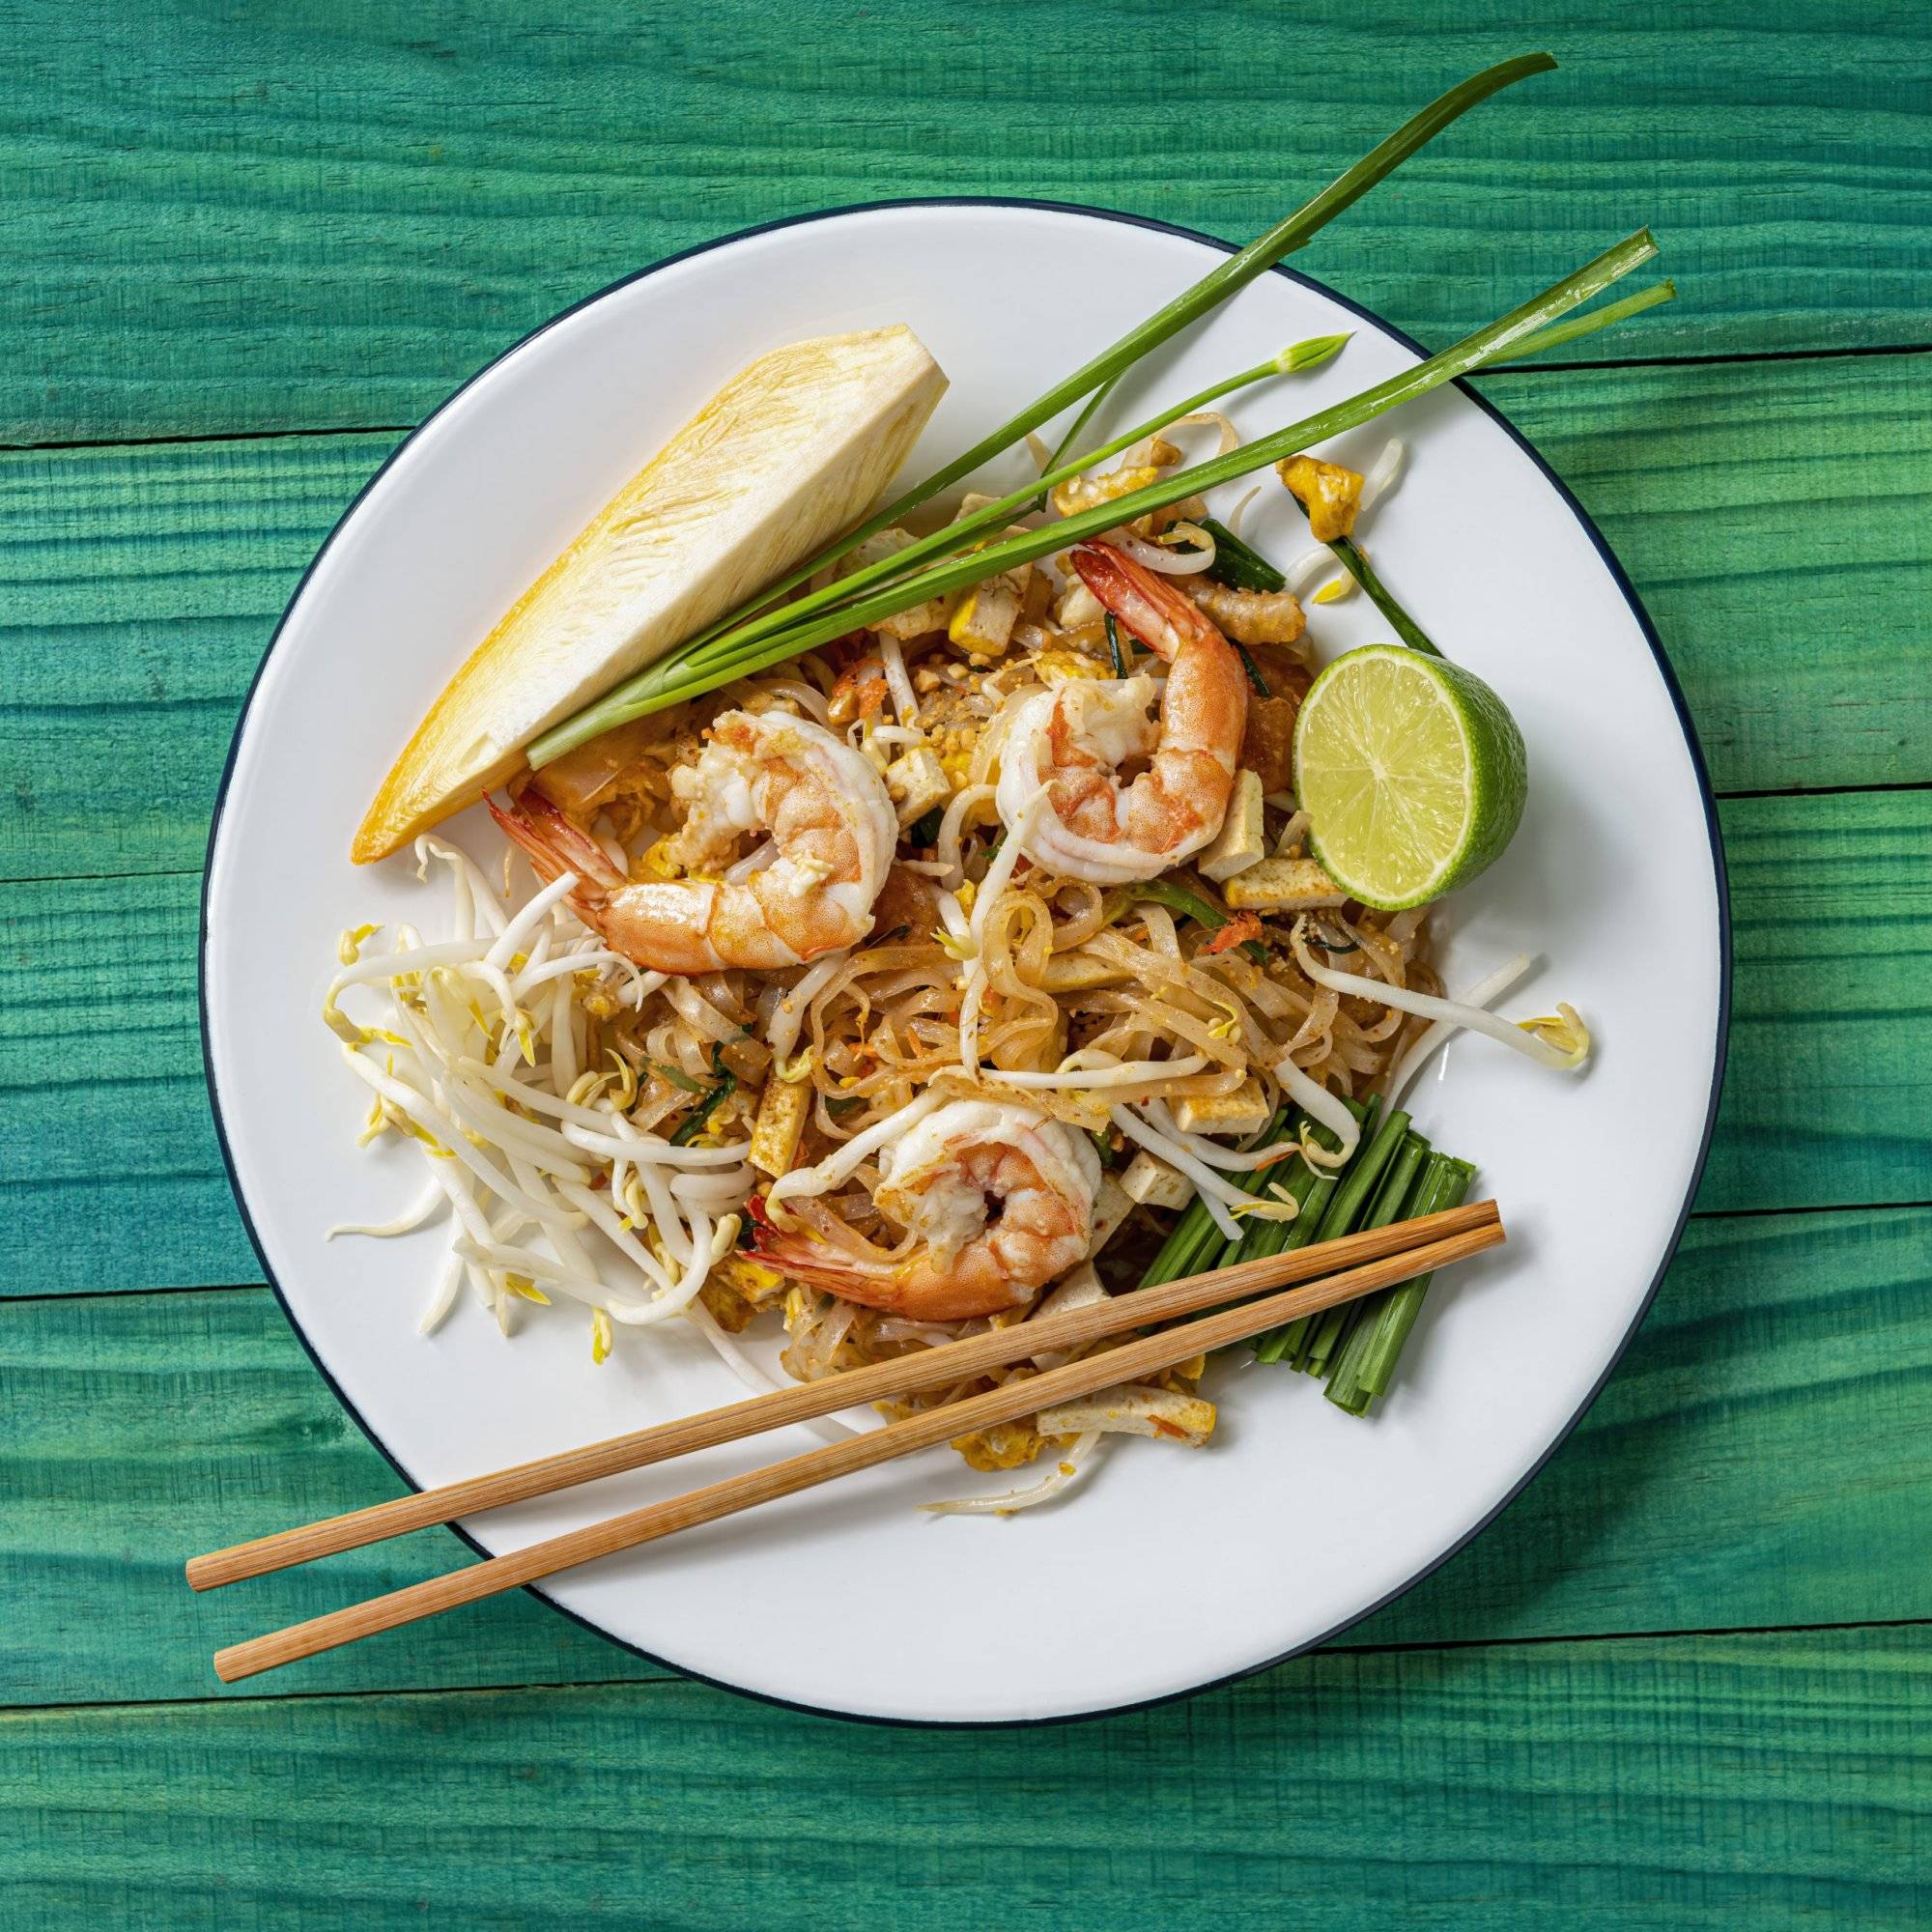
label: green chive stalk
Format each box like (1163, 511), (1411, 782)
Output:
(1138, 1105), (1298, 1290)
(533, 228), (1660, 757)
(1296, 278), (1674, 656)
(678, 54), (1557, 634)
(1224, 1092), (1382, 1363)
(1326, 1152), (1476, 1410)
(1323, 534), (1441, 657)
(1254, 1105), (1408, 1362)
(1501, 277), (1677, 361)
(1295, 1128), (1429, 1376)
(1194, 519), (1286, 594)
(1037, 373), (1120, 495)
(1025, 333), (1342, 514)
(555, 331), (1348, 740)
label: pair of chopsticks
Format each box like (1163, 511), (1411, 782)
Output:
(190, 1199), (1503, 1682)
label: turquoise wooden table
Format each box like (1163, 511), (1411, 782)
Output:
(4, 3), (1928, 1922)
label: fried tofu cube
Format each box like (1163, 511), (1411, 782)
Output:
(883, 747), (950, 826)
(1035, 1382), (1217, 1447)
(1038, 952), (1133, 994)
(1223, 855), (1350, 913)
(1087, 1174), (1134, 1256)
(749, 1078), (810, 1179)
(948, 579), (1025, 655)
(875, 595), (954, 642)
(1198, 769), (1265, 882)
(1120, 1151), (1195, 1210)
(1171, 1081), (1272, 1137)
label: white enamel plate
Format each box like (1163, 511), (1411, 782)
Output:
(203, 204), (1728, 1724)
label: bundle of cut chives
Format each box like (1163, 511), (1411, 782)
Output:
(1133, 1100), (1473, 1415)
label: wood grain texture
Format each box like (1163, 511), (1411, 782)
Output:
(3, 1627), (1926, 1929)
(1696, 788), (1932, 1213)
(2, 353), (1927, 889)
(4, 788), (1923, 1296)
(7, 1208), (1925, 1707)
(3, 0), (1929, 441)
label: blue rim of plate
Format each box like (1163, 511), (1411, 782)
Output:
(199, 196), (1732, 1729)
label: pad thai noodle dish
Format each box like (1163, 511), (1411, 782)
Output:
(328, 164), (1653, 1509)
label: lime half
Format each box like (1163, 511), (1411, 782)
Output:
(1293, 644), (1526, 911)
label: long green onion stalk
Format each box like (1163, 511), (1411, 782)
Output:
(535, 228), (1662, 759)
(645, 54), (1559, 663)
(1296, 1129), (1430, 1375)
(1286, 279), (1675, 655)
(1500, 277), (1677, 362)
(603, 331), (1349, 706)
(1316, 532), (1441, 657)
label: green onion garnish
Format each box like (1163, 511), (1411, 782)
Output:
(532, 227), (1663, 758)
(731, 55), (1557, 612)
(1196, 518), (1287, 594)
(651, 1061), (707, 1095)
(1129, 878), (1267, 965)
(668, 1045), (736, 1147)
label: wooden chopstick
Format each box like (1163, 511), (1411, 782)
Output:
(189, 1200), (1497, 1592)
(208, 1211), (1503, 1683)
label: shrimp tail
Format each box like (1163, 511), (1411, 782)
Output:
(745, 1197), (893, 1294)
(1072, 541), (1219, 661)
(489, 791), (623, 889)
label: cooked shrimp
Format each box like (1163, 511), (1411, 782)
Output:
(495, 709), (895, 974)
(992, 541), (1247, 885)
(750, 1099), (1100, 1321)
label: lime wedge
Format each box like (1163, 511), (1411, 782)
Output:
(1293, 643), (1526, 911)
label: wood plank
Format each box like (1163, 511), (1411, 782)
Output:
(4, 2), (1929, 440)
(2, 1627), (1925, 1928)
(1485, 355), (1932, 796)
(4, 788), (1923, 1296)
(0, 432), (392, 883)
(4, 1208), (1926, 1707)
(0, 872), (258, 1290)
(2, 355), (1927, 891)
(1695, 789), (1932, 1214)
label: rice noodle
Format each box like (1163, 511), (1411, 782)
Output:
(981, 1052), (1208, 1092)
(742, 677), (832, 724)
